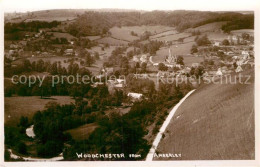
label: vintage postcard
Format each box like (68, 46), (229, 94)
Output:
(0, 0), (259, 166)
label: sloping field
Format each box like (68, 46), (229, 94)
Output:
(151, 32), (191, 42)
(231, 29), (254, 36)
(186, 21), (228, 33)
(155, 42), (195, 57)
(150, 30), (178, 39)
(66, 123), (98, 141)
(205, 32), (229, 41)
(5, 96), (74, 126)
(47, 32), (76, 40)
(109, 26), (174, 42)
(155, 70), (254, 160)
(97, 37), (129, 46)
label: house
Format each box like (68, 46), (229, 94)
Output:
(64, 49), (74, 56)
(102, 67), (114, 74)
(192, 63), (200, 68)
(213, 41), (220, 47)
(216, 68), (223, 76)
(10, 44), (18, 49)
(235, 66), (243, 73)
(140, 54), (148, 63)
(127, 92), (143, 100)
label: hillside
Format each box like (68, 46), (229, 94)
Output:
(155, 70), (254, 160)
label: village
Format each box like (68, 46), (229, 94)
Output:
(3, 9), (255, 161)
(4, 26), (254, 100)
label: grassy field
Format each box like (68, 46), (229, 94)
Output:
(5, 96), (75, 127)
(85, 36), (102, 41)
(47, 32), (76, 40)
(155, 70), (254, 160)
(155, 42), (195, 57)
(97, 37), (129, 46)
(150, 30), (178, 39)
(205, 32), (229, 41)
(151, 32), (191, 42)
(66, 123), (98, 141)
(231, 29), (254, 36)
(185, 21), (228, 33)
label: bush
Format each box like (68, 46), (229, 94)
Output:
(16, 142), (27, 154)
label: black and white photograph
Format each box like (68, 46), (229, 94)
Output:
(0, 0), (259, 166)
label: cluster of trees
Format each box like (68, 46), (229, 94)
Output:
(5, 21), (61, 33)
(130, 40), (163, 55)
(190, 66), (205, 78)
(195, 35), (211, 46)
(4, 21), (61, 40)
(221, 14), (254, 33)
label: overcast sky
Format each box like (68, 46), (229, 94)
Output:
(1, 0), (259, 13)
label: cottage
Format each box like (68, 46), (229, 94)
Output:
(216, 68), (223, 76)
(235, 66), (243, 73)
(64, 49), (74, 56)
(127, 92), (143, 100)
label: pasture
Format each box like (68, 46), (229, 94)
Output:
(231, 29), (254, 36)
(151, 32), (191, 42)
(156, 70), (254, 160)
(5, 96), (75, 126)
(205, 32), (229, 41)
(46, 32), (76, 40)
(97, 37), (129, 46)
(150, 30), (178, 39)
(185, 21), (228, 33)
(156, 42), (195, 57)
(109, 26), (174, 42)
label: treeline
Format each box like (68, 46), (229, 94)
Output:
(5, 21), (61, 33)
(66, 10), (253, 37)
(221, 14), (254, 33)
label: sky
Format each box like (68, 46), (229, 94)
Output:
(1, 0), (259, 13)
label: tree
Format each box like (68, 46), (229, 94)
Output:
(190, 44), (198, 54)
(195, 35), (211, 46)
(177, 56), (184, 65)
(16, 142), (27, 154)
(141, 62), (147, 73)
(85, 53), (95, 67)
(158, 63), (168, 71)
(19, 116), (29, 128)
(94, 52), (100, 60)
(222, 39), (230, 46)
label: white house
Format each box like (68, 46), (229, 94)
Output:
(235, 66), (243, 73)
(127, 92), (143, 100)
(216, 68), (223, 76)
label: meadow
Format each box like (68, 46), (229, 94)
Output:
(97, 37), (129, 46)
(5, 96), (75, 126)
(231, 29), (254, 36)
(156, 69), (254, 160)
(185, 21), (228, 33)
(151, 32), (191, 42)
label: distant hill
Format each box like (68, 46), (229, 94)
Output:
(155, 69), (254, 160)
(5, 10), (254, 36)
